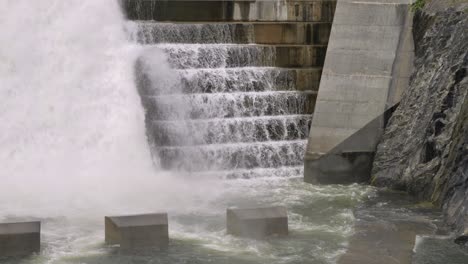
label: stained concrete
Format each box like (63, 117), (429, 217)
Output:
(0, 221), (40, 257)
(295, 68), (322, 92)
(305, 103), (399, 184)
(305, 0), (414, 184)
(337, 191), (438, 264)
(227, 207), (288, 238)
(134, 22), (332, 45)
(105, 213), (168, 250)
(122, 0), (336, 22)
(253, 22), (332, 45)
(338, 219), (434, 264)
(275, 45), (327, 67)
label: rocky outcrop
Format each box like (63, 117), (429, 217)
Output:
(371, 3), (468, 238)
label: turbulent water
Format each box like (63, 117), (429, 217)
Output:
(134, 27), (315, 179)
(0, 1), (366, 263)
(1, 1), (463, 264)
(0, 0), (162, 215)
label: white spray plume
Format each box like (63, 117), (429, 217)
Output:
(0, 0), (222, 219)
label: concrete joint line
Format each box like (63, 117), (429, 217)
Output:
(322, 72), (393, 78)
(351, 2), (408, 5)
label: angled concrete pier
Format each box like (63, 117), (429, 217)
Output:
(0, 221), (41, 257)
(105, 213), (169, 250)
(227, 206), (288, 238)
(305, 0), (414, 184)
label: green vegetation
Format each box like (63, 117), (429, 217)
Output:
(411, 0), (427, 11)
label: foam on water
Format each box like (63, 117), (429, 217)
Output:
(0, 0), (222, 218)
(155, 44), (277, 69)
(126, 22), (254, 44)
(0, 1), (376, 263)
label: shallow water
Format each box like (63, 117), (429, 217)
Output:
(1, 1), (467, 263)
(0, 178), (374, 264)
(1, 178), (467, 264)
(413, 236), (468, 264)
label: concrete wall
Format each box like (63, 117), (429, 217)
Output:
(305, 0), (414, 158)
(304, 0), (414, 184)
(122, 0), (336, 22)
(252, 23), (332, 45)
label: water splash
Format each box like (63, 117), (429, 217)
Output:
(0, 0), (220, 218)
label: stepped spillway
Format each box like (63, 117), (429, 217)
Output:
(127, 1), (335, 179)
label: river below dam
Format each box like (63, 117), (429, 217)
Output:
(0, 1), (467, 263)
(1, 178), (467, 264)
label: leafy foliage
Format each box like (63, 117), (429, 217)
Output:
(411, 0), (427, 11)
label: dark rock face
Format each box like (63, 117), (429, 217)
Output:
(371, 7), (468, 236)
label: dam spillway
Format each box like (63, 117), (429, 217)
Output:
(125, 0), (337, 179)
(1, 0), (466, 263)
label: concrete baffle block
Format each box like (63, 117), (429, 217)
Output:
(105, 213), (168, 250)
(0, 221), (41, 257)
(227, 206), (288, 238)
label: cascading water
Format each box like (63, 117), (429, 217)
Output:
(0, 0), (163, 214)
(133, 25), (315, 179)
(0, 1), (389, 263)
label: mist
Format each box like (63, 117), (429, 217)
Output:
(0, 0), (221, 219)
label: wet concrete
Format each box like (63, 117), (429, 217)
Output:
(338, 190), (442, 264)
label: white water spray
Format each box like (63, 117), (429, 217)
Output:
(0, 0), (217, 218)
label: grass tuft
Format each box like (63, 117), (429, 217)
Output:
(411, 0), (427, 11)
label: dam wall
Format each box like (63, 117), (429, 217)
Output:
(122, 0), (335, 22)
(124, 0), (337, 179)
(304, 0), (414, 184)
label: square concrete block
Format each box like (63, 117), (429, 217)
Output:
(105, 213), (168, 250)
(227, 206), (288, 238)
(0, 221), (41, 257)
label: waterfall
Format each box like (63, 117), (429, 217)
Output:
(0, 0), (168, 215)
(135, 23), (314, 179)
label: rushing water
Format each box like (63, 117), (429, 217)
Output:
(0, 1), (365, 263)
(0, 178), (375, 264)
(0, 0), (161, 215)
(0, 1), (466, 264)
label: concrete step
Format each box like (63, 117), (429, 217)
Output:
(189, 166), (304, 179)
(136, 67), (322, 95)
(143, 91), (316, 120)
(128, 21), (332, 45)
(149, 44), (326, 69)
(149, 114), (312, 146)
(121, 0), (336, 22)
(157, 140), (307, 171)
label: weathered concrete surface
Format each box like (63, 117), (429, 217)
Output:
(159, 44), (327, 68)
(121, 0), (336, 22)
(295, 68), (322, 92)
(105, 213), (169, 250)
(227, 206), (288, 238)
(338, 191), (438, 264)
(305, 151), (375, 184)
(276, 45), (327, 68)
(304, 0), (414, 184)
(133, 22), (332, 45)
(304, 103), (399, 184)
(339, 221), (433, 264)
(253, 22), (332, 45)
(0, 221), (40, 257)
(372, 2), (468, 239)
